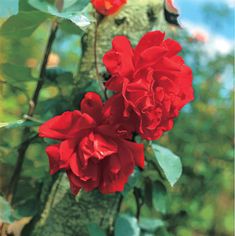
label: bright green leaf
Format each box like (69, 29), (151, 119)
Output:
(152, 181), (167, 214)
(62, 0), (90, 12)
(0, 11), (49, 38)
(0, 120), (39, 129)
(139, 218), (164, 232)
(62, 0), (78, 9)
(29, 0), (91, 30)
(60, 19), (83, 35)
(19, 0), (35, 11)
(115, 214), (140, 236)
(88, 223), (106, 236)
(152, 144), (182, 186)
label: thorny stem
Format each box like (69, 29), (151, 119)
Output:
(94, 13), (105, 93)
(5, 20), (58, 204)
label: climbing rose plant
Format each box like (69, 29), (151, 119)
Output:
(39, 30), (194, 195)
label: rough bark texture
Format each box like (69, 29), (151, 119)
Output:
(25, 1), (167, 235)
(79, 0), (167, 84)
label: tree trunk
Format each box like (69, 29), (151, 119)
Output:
(24, 1), (167, 235)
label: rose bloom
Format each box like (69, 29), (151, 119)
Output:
(91, 0), (127, 15)
(39, 92), (144, 195)
(103, 30), (194, 140)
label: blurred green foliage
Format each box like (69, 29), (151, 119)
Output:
(120, 31), (233, 235)
(0, 1), (233, 236)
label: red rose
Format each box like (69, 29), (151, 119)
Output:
(91, 0), (127, 16)
(39, 92), (144, 195)
(103, 31), (194, 140)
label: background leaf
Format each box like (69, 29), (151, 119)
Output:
(115, 214), (140, 236)
(0, 196), (14, 223)
(0, 11), (49, 38)
(87, 223), (106, 236)
(0, 63), (35, 82)
(152, 181), (167, 214)
(28, 0), (91, 29)
(122, 168), (141, 197)
(139, 218), (164, 232)
(152, 144), (182, 186)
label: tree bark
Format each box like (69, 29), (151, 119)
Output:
(24, 1), (167, 235)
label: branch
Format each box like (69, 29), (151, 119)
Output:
(133, 187), (144, 221)
(5, 20), (58, 203)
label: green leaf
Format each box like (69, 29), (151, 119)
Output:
(62, 0), (90, 12)
(152, 144), (182, 186)
(0, 63), (35, 82)
(61, 0), (78, 9)
(115, 214), (140, 236)
(60, 19), (83, 35)
(19, 0), (35, 11)
(45, 67), (74, 83)
(0, 120), (39, 129)
(152, 181), (167, 214)
(139, 218), (164, 232)
(88, 223), (106, 236)
(0, 196), (14, 223)
(122, 168), (141, 197)
(0, 11), (49, 38)
(29, 0), (91, 30)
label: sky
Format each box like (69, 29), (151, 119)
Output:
(175, 0), (234, 54)
(174, 0), (234, 91)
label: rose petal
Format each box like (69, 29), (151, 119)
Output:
(135, 31), (165, 60)
(39, 111), (96, 140)
(45, 144), (63, 175)
(121, 140), (145, 168)
(80, 92), (103, 123)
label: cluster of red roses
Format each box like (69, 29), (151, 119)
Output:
(39, 1), (194, 195)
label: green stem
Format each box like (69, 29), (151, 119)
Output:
(6, 20), (58, 204)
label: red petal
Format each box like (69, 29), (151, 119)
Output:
(39, 111), (96, 140)
(45, 144), (62, 175)
(93, 133), (118, 159)
(80, 92), (103, 123)
(112, 36), (133, 57)
(60, 139), (77, 164)
(103, 36), (134, 78)
(164, 38), (182, 57)
(70, 154), (100, 183)
(103, 51), (120, 74)
(67, 170), (99, 193)
(66, 170), (81, 195)
(105, 75), (124, 92)
(91, 0), (127, 15)
(134, 31), (165, 60)
(121, 140), (145, 168)
(136, 46), (168, 68)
